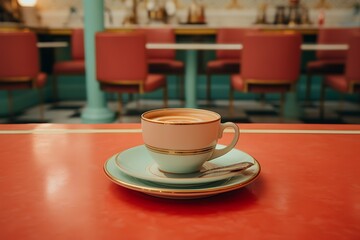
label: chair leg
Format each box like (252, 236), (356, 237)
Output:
(320, 80), (326, 119)
(178, 74), (184, 103)
(52, 75), (58, 102)
(305, 73), (312, 104)
(37, 88), (44, 120)
(229, 84), (234, 116)
(259, 93), (265, 105)
(128, 93), (134, 102)
(279, 93), (285, 122)
(206, 73), (211, 103)
(7, 91), (14, 121)
(163, 84), (168, 108)
(136, 94), (140, 109)
(117, 93), (123, 116)
(338, 93), (344, 110)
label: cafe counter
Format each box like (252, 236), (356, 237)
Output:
(0, 123), (359, 239)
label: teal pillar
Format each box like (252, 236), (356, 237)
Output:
(185, 50), (198, 108)
(81, 0), (115, 123)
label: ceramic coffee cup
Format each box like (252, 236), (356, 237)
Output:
(141, 108), (239, 174)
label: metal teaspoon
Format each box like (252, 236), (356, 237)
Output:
(199, 162), (254, 177)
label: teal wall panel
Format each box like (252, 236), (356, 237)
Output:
(1, 73), (358, 117)
(55, 76), (87, 100)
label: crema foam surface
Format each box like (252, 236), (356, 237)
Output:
(152, 115), (205, 123)
(143, 109), (220, 124)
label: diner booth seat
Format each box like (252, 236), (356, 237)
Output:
(230, 32), (302, 118)
(52, 28), (85, 101)
(140, 28), (184, 100)
(96, 32), (168, 116)
(320, 34), (360, 118)
(306, 27), (360, 101)
(206, 28), (257, 102)
(0, 31), (47, 119)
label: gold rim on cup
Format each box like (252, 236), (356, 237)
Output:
(145, 144), (215, 156)
(141, 108), (221, 125)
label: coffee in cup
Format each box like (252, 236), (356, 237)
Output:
(141, 108), (239, 174)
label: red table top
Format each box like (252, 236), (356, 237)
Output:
(0, 123), (359, 240)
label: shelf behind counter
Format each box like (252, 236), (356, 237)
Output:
(32, 24), (320, 36)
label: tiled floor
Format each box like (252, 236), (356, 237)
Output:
(1, 98), (360, 124)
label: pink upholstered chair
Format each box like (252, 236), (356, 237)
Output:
(306, 27), (360, 101)
(52, 28), (85, 100)
(140, 28), (184, 99)
(96, 32), (167, 115)
(206, 28), (257, 102)
(230, 32), (302, 117)
(0, 31), (47, 119)
(320, 34), (360, 118)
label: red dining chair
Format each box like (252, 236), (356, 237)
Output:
(140, 28), (184, 100)
(320, 34), (360, 119)
(230, 32), (302, 117)
(306, 27), (360, 101)
(52, 28), (85, 101)
(206, 28), (257, 102)
(0, 30), (47, 120)
(96, 32), (168, 115)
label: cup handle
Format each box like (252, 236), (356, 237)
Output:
(208, 122), (239, 161)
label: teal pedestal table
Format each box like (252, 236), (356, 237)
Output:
(282, 44), (349, 119)
(284, 92), (303, 119)
(81, 0), (115, 123)
(146, 43), (243, 109)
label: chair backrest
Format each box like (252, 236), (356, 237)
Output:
(216, 28), (258, 60)
(345, 34), (360, 83)
(140, 28), (176, 60)
(0, 31), (40, 79)
(242, 32), (302, 82)
(71, 28), (84, 60)
(96, 32), (147, 83)
(316, 27), (360, 60)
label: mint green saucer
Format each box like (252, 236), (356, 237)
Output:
(115, 145), (256, 186)
(104, 152), (261, 199)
